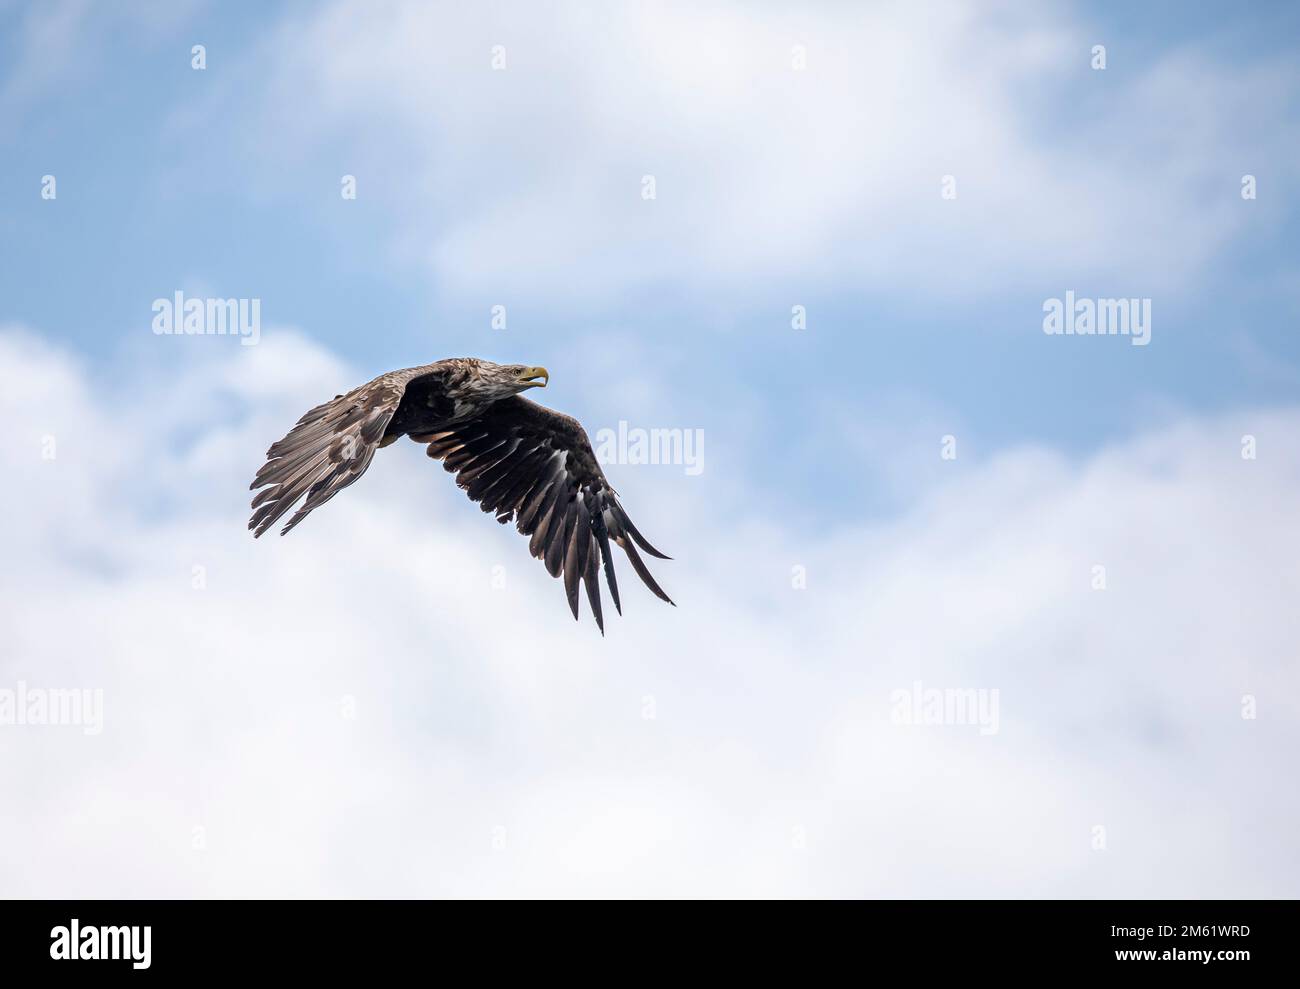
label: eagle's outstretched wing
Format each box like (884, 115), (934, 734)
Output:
(248, 367), (434, 537)
(417, 396), (673, 633)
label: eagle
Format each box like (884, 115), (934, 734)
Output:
(249, 359), (672, 632)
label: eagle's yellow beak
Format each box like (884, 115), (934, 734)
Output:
(519, 366), (549, 388)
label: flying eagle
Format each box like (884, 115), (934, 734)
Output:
(249, 359), (673, 632)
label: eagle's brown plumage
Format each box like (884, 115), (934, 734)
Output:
(249, 358), (672, 632)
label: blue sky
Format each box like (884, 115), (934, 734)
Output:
(1, 1), (1298, 897)
(3, 0), (1298, 488)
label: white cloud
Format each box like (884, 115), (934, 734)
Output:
(1, 328), (1296, 896)
(219, 0), (1300, 305)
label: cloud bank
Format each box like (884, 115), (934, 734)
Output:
(215, 0), (1300, 305)
(1, 327), (1296, 897)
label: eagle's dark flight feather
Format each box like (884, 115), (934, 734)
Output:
(419, 396), (673, 632)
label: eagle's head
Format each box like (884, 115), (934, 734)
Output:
(465, 360), (549, 401)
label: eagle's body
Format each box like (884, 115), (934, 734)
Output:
(249, 358), (672, 632)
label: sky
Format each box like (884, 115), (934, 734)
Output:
(1, 0), (1298, 898)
